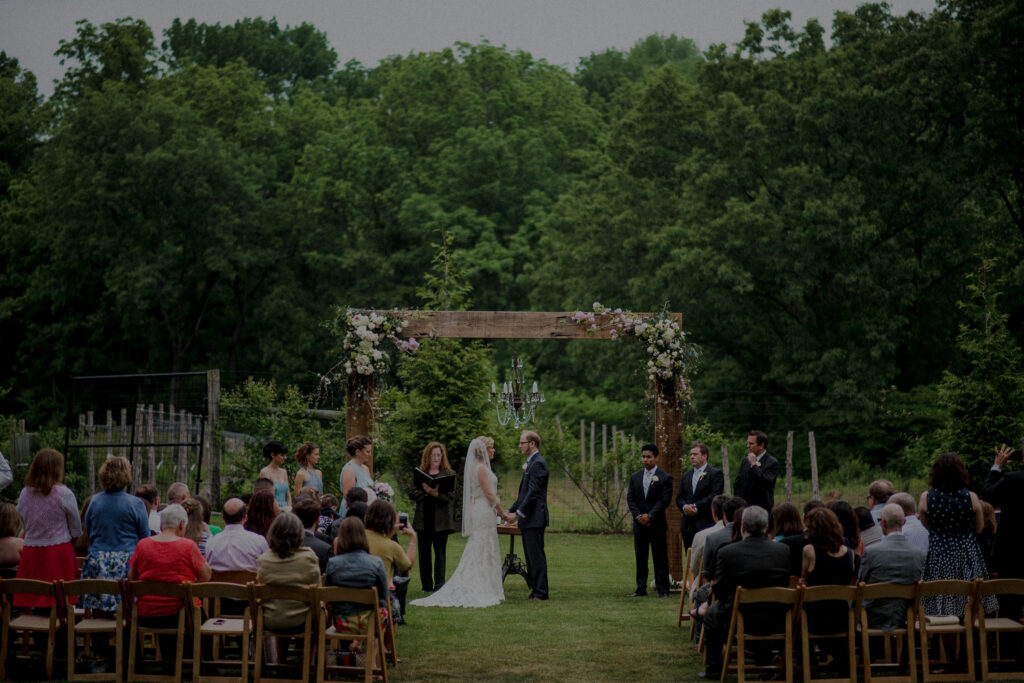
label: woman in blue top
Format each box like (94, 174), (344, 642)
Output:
(325, 516), (388, 631)
(340, 435), (376, 516)
(81, 456), (150, 611)
(260, 441), (292, 511)
(293, 441), (324, 496)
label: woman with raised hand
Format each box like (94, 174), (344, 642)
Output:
(411, 437), (504, 608)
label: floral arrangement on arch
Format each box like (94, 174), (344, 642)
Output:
(324, 307), (419, 380)
(570, 302), (701, 402)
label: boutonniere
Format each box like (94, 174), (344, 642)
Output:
(754, 461), (762, 468)
(698, 471), (707, 481)
(652, 475), (660, 483)
(522, 462), (529, 471)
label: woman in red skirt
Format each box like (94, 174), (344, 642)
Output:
(15, 448), (81, 607)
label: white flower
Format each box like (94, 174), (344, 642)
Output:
(372, 349), (383, 360)
(652, 475), (659, 482)
(522, 462), (529, 471)
(663, 328), (675, 342)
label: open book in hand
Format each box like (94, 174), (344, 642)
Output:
(413, 468), (457, 494)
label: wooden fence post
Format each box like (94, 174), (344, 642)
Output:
(206, 369), (221, 506)
(808, 431), (820, 500)
(131, 405), (143, 487)
(579, 420), (586, 488)
(721, 444), (731, 495)
(87, 411), (96, 495)
(177, 409), (188, 483)
(147, 405), (156, 486)
(785, 430), (794, 503)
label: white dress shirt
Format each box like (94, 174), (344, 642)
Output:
(204, 523), (269, 572)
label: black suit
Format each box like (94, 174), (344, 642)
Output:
(626, 466), (674, 595)
(302, 530), (332, 574)
(733, 452), (780, 511)
(703, 535), (791, 674)
(509, 452), (550, 599)
(982, 466), (1024, 618)
(676, 465), (724, 548)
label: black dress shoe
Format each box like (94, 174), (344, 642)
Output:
(627, 591), (648, 597)
(657, 592), (670, 598)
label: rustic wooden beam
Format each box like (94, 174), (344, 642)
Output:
(345, 374), (376, 475)
(385, 310), (683, 340)
(654, 377), (685, 580)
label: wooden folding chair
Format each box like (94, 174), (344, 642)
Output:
(856, 581), (918, 683)
(127, 580), (191, 683)
(0, 578), (61, 680)
(917, 579), (976, 683)
(677, 546), (694, 627)
(62, 578), (126, 682)
(382, 597), (398, 665)
(799, 584), (857, 683)
(721, 585), (801, 683)
(252, 583), (316, 683)
(210, 570), (258, 585)
(315, 586), (388, 683)
(975, 578), (1024, 681)
(189, 581), (254, 683)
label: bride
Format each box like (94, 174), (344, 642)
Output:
(410, 436), (504, 608)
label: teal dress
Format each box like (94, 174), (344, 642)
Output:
(273, 481), (290, 509)
(340, 460), (375, 516)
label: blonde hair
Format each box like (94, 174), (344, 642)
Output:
(477, 436), (494, 449)
(520, 430), (541, 449)
(99, 456), (132, 492)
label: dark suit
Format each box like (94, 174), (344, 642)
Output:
(302, 529), (332, 574)
(982, 466), (1024, 618)
(733, 452), (780, 512)
(858, 532), (925, 630)
(626, 466), (674, 595)
(701, 524), (734, 580)
(509, 451), (550, 599)
(703, 535), (791, 674)
(676, 465), (725, 548)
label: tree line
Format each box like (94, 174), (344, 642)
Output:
(1, 2), (1022, 485)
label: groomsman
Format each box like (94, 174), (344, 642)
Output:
(504, 430), (550, 600)
(733, 430), (779, 512)
(626, 444), (674, 598)
(676, 442), (724, 549)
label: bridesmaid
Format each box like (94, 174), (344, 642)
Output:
(293, 442), (324, 496)
(340, 436), (375, 516)
(259, 441), (291, 511)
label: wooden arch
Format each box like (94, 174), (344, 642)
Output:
(345, 310), (687, 578)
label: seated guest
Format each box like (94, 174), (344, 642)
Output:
(330, 487), (370, 539)
(859, 503), (925, 630)
(768, 502), (803, 541)
(363, 500), (417, 588)
(780, 500), (824, 576)
(16, 448), (82, 607)
(0, 502), (24, 569)
(889, 492), (928, 554)
(81, 456), (150, 612)
(856, 506), (883, 549)
(801, 507), (857, 669)
(244, 489), (278, 538)
(325, 517), (388, 635)
(701, 506), (790, 679)
(256, 513), (321, 663)
(346, 502), (368, 522)
(166, 482), (190, 506)
(183, 497), (211, 554)
(827, 500), (861, 555)
(293, 497), (332, 573)
(135, 485), (161, 534)
(128, 504), (212, 629)
(688, 494), (728, 588)
(318, 495), (341, 535)
(204, 498), (268, 572)
(867, 479), (895, 523)
(194, 495), (220, 535)
(700, 497), (746, 581)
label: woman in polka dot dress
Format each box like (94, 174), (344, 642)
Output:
(918, 452), (997, 616)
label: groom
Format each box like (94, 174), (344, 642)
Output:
(503, 429), (549, 600)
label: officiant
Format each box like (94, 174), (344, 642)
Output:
(407, 441), (458, 592)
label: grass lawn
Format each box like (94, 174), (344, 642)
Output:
(395, 531), (702, 681)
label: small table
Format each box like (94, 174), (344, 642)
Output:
(497, 525), (528, 584)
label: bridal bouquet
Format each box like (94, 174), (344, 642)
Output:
(373, 482), (394, 502)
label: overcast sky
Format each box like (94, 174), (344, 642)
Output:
(2, 0), (937, 97)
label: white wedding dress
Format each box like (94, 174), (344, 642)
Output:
(411, 439), (504, 608)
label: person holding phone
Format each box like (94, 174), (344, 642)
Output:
(406, 441), (457, 592)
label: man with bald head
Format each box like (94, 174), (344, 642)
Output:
(858, 503), (926, 630)
(203, 498), (269, 572)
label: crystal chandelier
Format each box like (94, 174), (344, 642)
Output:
(489, 354), (545, 428)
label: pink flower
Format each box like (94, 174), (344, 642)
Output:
(609, 328), (619, 340)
